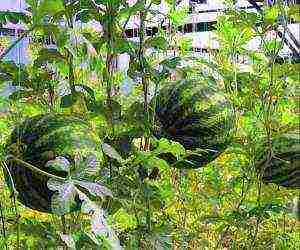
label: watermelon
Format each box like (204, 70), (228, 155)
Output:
(261, 130), (299, 188)
(4, 113), (103, 213)
(155, 80), (234, 168)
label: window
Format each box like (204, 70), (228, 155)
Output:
(0, 28), (15, 37)
(189, 0), (207, 13)
(190, 0), (207, 3)
(125, 29), (133, 38)
(184, 23), (193, 33)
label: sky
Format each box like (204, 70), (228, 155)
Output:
(0, 0), (26, 11)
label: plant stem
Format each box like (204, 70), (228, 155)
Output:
(64, 6), (76, 94)
(68, 51), (76, 94)
(139, 1), (151, 150)
(0, 199), (8, 250)
(250, 178), (262, 248)
(61, 215), (67, 234)
(5, 155), (66, 181)
(104, 2), (117, 184)
(11, 192), (20, 250)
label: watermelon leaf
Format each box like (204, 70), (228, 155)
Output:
(8, 90), (33, 101)
(160, 57), (181, 69)
(60, 233), (76, 249)
(113, 38), (135, 54)
(145, 37), (167, 50)
(154, 138), (186, 159)
(46, 156), (71, 172)
(47, 179), (78, 215)
(101, 143), (123, 163)
(151, 0), (162, 4)
(118, 1), (145, 19)
(77, 190), (121, 249)
(60, 93), (78, 108)
(74, 180), (113, 198)
(38, 0), (64, 17)
(34, 48), (66, 67)
(72, 153), (99, 179)
(75, 84), (95, 100)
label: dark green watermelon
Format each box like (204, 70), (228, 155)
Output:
(262, 130), (299, 188)
(4, 113), (102, 213)
(155, 80), (234, 168)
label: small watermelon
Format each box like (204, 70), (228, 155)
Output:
(4, 113), (103, 213)
(155, 80), (234, 168)
(262, 130), (299, 188)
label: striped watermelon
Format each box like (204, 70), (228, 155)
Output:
(155, 80), (234, 168)
(262, 130), (300, 188)
(4, 113), (102, 213)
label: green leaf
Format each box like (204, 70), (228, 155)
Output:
(83, 232), (101, 246)
(74, 180), (113, 198)
(0, 11), (31, 25)
(60, 234), (76, 249)
(0, 61), (18, 83)
(86, 99), (106, 115)
(73, 231), (100, 248)
(150, 233), (172, 249)
(263, 40), (283, 55)
(54, 29), (70, 48)
(39, 0), (64, 16)
(118, 1), (145, 19)
(47, 179), (79, 215)
(60, 94), (78, 108)
(101, 99), (122, 122)
(264, 6), (279, 24)
(9, 90), (33, 100)
(151, 0), (162, 4)
(34, 48), (65, 66)
(154, 138), (186, 159)
(72, 153), (100, 179)
(113, 38), (135, 54)
(160, 57), (181, 69)
(145, 36), (167, 50)
(169, 8), (188, 26)
(75, 8), (98, 23)
(288, 4), (300, 22)
(171, 159), (197, 169)
(101, 143), (123, 163)
(45, 156), (71, 172)
(76, 84), (95, 100)
(0, 72), (11, 84)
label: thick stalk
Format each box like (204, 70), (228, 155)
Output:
(105, 3), (116, 135)
(139, 2), (150, 150)
(138, 0), (152, 237)
(104, 3), (117, 186)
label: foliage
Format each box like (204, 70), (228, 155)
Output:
(0, 0), (299, 249)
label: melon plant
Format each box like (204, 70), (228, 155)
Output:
(4, 113), (104, 213)
(155, 80), (234, 169)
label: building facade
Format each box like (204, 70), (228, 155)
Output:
(0, 0), (299, 64)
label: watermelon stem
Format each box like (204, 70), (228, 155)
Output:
(5, 155), (66, 182)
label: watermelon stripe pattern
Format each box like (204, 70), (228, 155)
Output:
(4, 113), (102, 213)
(155, 80), (234, 168)
(262, 130), (300, 188)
